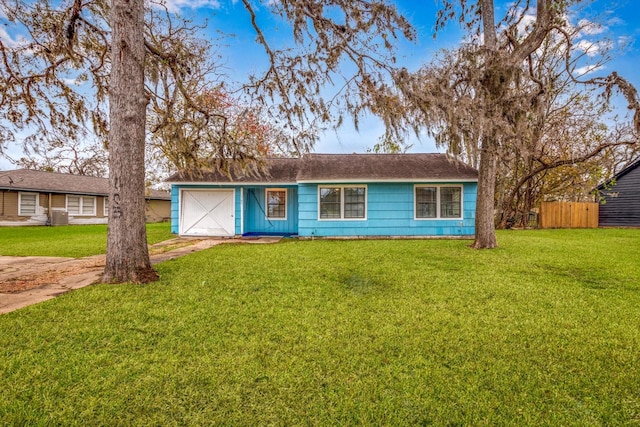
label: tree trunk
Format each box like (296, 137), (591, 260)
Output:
(103, 0), (158, 283)
(472, 136), (498, 249)
(471, 0), (500, 248)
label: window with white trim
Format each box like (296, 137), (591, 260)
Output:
(104, 197), (109, 216)
(319, 186), (367, 220)
(415, 185), (463, 219)
(18, 192), (38, 216)
(66, 195), (97, 216)
(265, 188), (287, 220)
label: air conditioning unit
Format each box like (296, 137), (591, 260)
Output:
(51, 210), (69, 226)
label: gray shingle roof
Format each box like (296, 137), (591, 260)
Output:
(0, 169), (170, 200)
(166, 153), (477, 183)
(166, 158), (300, 183)
(299, 153), (477, 181)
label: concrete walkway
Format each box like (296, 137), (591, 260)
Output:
(0, 237), (281, 315)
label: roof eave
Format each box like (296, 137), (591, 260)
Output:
(168, 181), (298, 186)
(596, 158), (640, 190)
(169, 178), (478, 185)
(296, 178), (478, 184)
(0, 187), (107, 195)
(0, 186), (169, 200)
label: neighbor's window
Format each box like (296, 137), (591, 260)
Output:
(104, 197), (109, 216)
(18, 192), (38, 216)
(266, 189), (287, 220)
(67, 195), (97, 216)
(415, 186), (463, 219)
(319, 186), (366, 220)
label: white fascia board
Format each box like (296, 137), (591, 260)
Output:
(1, 187), (107, 196)
(167, 179), (478, 185)
(296, 178), (478, 184)
(166, 181), (297, 186)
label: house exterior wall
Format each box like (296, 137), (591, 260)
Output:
(171, 186), (179, 233)
(599, 165), (640, 227)
(145, 199), (171, 223)
(297, 182), (477, 237)
(0, 191), (47, 222)
(243, 186), (298, 235)
(0, 191), (19, 219)
(51, 194), (66, 209)
(171, 182), (477, 237)
(98, 196), (106, 219)
(1, 190), (167, 226)
(38, 193), (47, 209)
(171, 184), (298, 235)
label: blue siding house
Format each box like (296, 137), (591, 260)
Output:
(167, 154), (478, 238)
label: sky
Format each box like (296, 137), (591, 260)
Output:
(1, 0), (639, 170)
(161, 0), (640, 154)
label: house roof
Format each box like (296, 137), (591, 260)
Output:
(597, 157), (640, 190)
(166, 153), (478, 184)
(0, 169), (171, 200)
(167, 158), (301, 184)
(299, 153), (477, 181)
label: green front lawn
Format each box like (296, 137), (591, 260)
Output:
(0, 223), (173, 257)
(1, 229), (639, 425)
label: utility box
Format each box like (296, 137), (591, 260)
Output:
(51, 210), (69, 226)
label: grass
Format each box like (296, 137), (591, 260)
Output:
(0, 222), (173, 257)
(1, 229), (640, 425)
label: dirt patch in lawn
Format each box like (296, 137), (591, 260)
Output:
(148, 239), (203, 255)
(0, 238), (206, 294)
(0, 237), (279, 297)
(0, 258), (105, 294)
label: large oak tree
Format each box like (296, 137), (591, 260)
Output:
(0, 0), (414, 282)
(104, 0), (153, 282)
(390, 0), (640, 248)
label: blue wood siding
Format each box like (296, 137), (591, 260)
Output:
(170, 186), (179, 234)
(172, 181), (477, 237)
(170, 184), (299, 235)
(243, 186), (298, 235)
(298, 182), (476, 237)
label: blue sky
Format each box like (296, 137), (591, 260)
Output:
(179, 0), (640, 154)
(0, 0), (639, 169)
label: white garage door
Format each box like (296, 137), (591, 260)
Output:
(180, 189), (235, 236)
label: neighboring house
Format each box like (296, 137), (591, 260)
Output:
(166, 153), (478, 238)
(0, 169), (171, 226)
(597, 158), (640, 227)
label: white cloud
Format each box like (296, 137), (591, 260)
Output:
(0, 27), (29, 49)
(574, 39), (601, 57)
(618, 35), (633, 48)
(574, 64), (603, 77)
(63, 78), (83, 86)
(606, 16), (625, 27)
(153, 0), (221, 13)
(577, 18), (607, 36)
(516, 12), (537, 35)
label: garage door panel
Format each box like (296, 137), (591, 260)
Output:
(180, 190), (235, 236)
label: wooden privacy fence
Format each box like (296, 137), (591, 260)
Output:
(539, 202), (599, 229)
